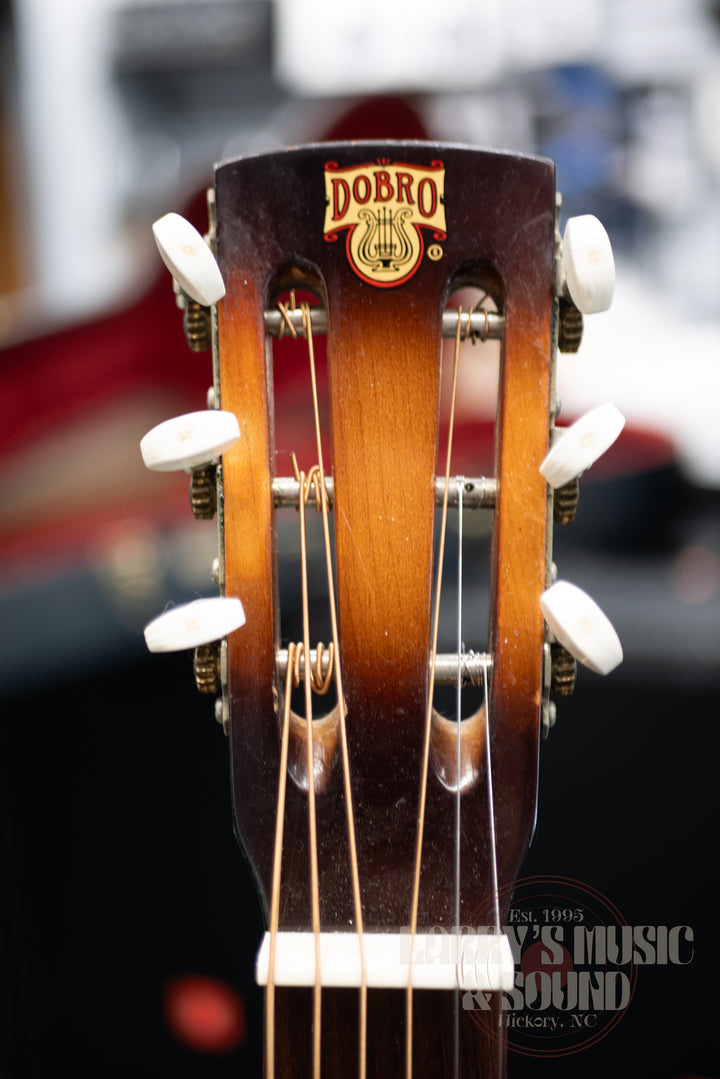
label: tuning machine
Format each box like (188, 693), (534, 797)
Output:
(539, 407), (625, 694)
(540, 577), (622, 738)
(539, 398), (625, 707)
(550, 209), (619, 517)
(142, 211), (241, 724)
(144, 597), (245, 730)
(140, 409), (240, 520)
(541, 580), (622, 677)
(543, 213), (622, 721)
(541, 402), (625, 524)
(152, 212), (225, 352)
(557, 214), (615, 315)
(555, 213), (615, 358)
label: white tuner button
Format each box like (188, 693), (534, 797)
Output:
(561, 215), (615, 314)
(144, 596), (245, 653)
(540, 403), (625, 488)
(152, 212), (225, 306)
(541, 580), (623, 675)
(140, 410), (240, 472)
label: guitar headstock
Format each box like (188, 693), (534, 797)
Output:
(142, 142), (622, 1075)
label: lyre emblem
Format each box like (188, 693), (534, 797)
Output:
(323, 158), (446, 287)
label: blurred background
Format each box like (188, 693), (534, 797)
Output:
(0, 0), (719, 1075)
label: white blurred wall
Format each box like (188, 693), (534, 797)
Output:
(10, 0), (720, 480)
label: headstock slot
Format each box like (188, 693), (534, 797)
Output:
(428, 281), (500, 794)
(269, 284), (337, 734)
(430, 282), (500, 728)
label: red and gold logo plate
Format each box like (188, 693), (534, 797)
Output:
(323, 159), (446, 287)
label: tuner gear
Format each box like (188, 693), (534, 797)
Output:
(557, 296), (583, 353)
(189, 465), (217, 519)
(183, 298), (212, 352)
(194, 642), (222, 694)
(553, 476), (580, 525)
(550, 642), (577, 696)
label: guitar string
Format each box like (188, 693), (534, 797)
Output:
(297, 464), (324, 1079)
(482, 654), (501, 934)
(464, 290), (507, 1075)
(264, 289), (310, 1079)
(265, 461), (339, 1078)
(453, 475), (464, 1079)
(470, 288), (503, 1070)
(265, 639), (298, 1079)
(453, 295), (496, 1078)
(481, 652), (505, 1077)
(301, 303), (368, 1079)
(405, 309), (464, 1079)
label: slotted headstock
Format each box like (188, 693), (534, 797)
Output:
(215, 143), (553, 916)
(143, 142), (622, 1077)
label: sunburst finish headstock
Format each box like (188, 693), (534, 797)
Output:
(142, 142), (622, 1077)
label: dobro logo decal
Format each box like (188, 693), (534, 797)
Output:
(323, 159), (446, 287)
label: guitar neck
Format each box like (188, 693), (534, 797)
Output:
(272, 986), (505, 1077)
(142, 139), (622, 1077)
(214, 145), (552, 1077)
